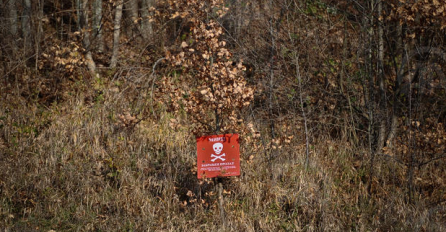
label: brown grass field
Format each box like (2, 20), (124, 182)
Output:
(1, 75), (445, 231)
(1, 0), (446, 231)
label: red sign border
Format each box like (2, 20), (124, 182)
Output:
(196, 133), (240, 179)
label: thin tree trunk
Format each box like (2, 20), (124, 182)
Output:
(9, 0), (18, 38)
(22, 0), (32, 54)
(8, 0), (18, 58)
(366, 0), (376, 196)
(387, 25), (406, 149)
(295, 56), (310, 168)
(77, 0), (97, 74)
(93, 0), (104, 52)
(340, 21), (358, 145)
(110, 0), (123, 68)
(125, 0), (139, 38)
(376, 0), (387, 153)
(35, 0), (45, 70)
(141, 0), (154, 39)
(387, 2), (406, 149)
(268, 17), (275, 142)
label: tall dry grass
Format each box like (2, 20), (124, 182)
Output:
(1, 77), (445, 231)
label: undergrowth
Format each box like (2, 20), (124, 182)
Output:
(1, 75), (445, 231)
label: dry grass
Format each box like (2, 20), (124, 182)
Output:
(1, 77), (445, 231)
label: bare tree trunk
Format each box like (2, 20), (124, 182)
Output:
(93, 0), (104, 52)
(366, 0), (376, 196)
(77, 0), (97, 75)
(110, 0), (123, 68)
(340, 20), (358, 145)
(141, 0), (154, 39)
(22, 0), (32, 54)
(125, 0), (139, 38)
(268, 17), (276, 142)
(387, 27), (406, 149)
(295, 56), (310, 168)
(387, 115), (398, 148)
(35, 0), (45, 70)
(387, 0), (406, 149)
(376, 0), (386, 153)
(9, 0), (18, 38)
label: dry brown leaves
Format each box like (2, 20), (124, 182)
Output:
(383, 118), (446, 165)
(388, 0), (446, 30)
(156, 0), (253, 135)
(39, 42), (85, 77)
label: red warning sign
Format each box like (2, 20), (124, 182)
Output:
(196, 134), (240, 179)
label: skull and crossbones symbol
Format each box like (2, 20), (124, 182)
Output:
(211, 143), (225, 162)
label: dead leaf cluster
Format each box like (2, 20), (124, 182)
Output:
(156, 0), (254, 135)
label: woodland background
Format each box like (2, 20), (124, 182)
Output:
(1, 0), (446, 231)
